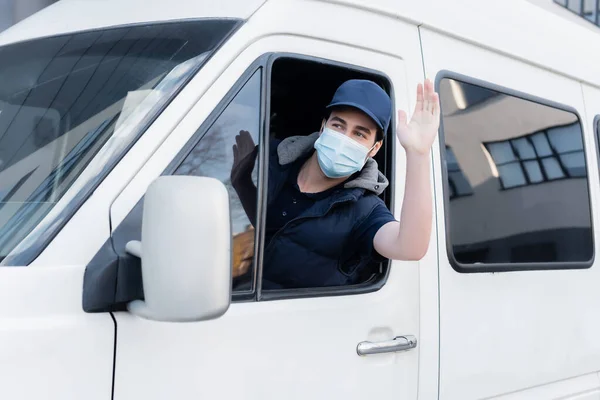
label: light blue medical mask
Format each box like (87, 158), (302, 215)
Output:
(314, 127), (376, 179)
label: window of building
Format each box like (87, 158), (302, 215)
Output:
(485, 123), (586, 189)
(555, 0), (599, 26)
(438, 75), (593, 271)
(446, 146), (473, 198)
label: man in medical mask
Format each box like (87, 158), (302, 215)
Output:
(231, 78), (440, 289)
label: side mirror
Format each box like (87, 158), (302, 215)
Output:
(127, 176), (231, 322)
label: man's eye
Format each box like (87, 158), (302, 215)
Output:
(355, 132), (365, 138)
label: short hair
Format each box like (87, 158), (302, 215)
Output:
(323, 108), (385, 143)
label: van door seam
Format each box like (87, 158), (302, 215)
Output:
(110, 312), (117, 400)
(417, 23), (442, 400)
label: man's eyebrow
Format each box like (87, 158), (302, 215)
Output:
(330, 116), (347, 125)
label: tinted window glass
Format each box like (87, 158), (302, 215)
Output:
(0, 20), (238, 265)
(174, 71), (261, 293)
(439, 78), (593, 265)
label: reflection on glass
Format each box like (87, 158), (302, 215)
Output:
(497, 163), (526, 188)
(531, 132), (552, 157)
(541, 157), (565, 180)
(174, 71), (261, 292)
(524, 160), (543, 183)
(485, 125), (585, 189)
(439, 77), (592, 265)
(0, 20), (238, 264)
(446, 146), (473, 198)
(512, 138), (536, 159)
(487, 142), (516, 164)
(560, 153), (586, 176)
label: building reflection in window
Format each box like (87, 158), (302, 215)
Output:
(446, 146), (473, 199)
(438, 77), (593, 266)
(485, 123), (586, 189)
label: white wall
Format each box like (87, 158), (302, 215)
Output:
(0, 0), (57, 33)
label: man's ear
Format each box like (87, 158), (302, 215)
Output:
(368, 140), (383, 158)
(320, 119), (326, 133)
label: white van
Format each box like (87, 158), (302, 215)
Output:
(1, 0), (600, 399)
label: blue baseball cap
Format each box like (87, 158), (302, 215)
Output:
(326, 79), (392, 133)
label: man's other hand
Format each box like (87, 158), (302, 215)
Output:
(231, 130), (258, 184)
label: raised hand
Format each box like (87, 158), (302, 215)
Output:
(396, 79), (440, 155)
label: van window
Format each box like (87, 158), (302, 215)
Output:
(0, 20), (240, 265)
(174, 70), (262, 293)
(261, 56), (393, 295)
(439, 77), (593, 269)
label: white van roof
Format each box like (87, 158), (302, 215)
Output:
(2, 0), (599, 87)
(0, 0), (266, 46)
(328, 0), (600, 88)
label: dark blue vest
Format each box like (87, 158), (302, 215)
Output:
(262, 144), (384, 289)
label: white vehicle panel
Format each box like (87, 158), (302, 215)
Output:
(422, 27), (600, 400)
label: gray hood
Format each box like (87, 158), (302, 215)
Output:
(277, 132), (389, 196)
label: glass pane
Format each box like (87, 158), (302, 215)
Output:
(512, 137), (536, 160)
(439, 77), (592, 265)
(542, 157), (566, 180)
(524, 160), (543, 183)
(531, 132), (552, 157)
(568, 0), (582, 13)
(0, 20), (238, 264)
(560, 151), (587, 177)
(547, 123), (583, 153)
(487, 142), (516, 164)
(498, 162), (526, 188)
(446, 146), (459, 171)
(584, 0), (597, 21)
(448, 181), (456, 198)
(449, 171), (472, 196)
(175, 71), (261, 292)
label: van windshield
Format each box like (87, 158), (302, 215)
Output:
(0, 20), (240, 265)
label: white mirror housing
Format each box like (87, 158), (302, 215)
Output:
(128, 176), (231, 322)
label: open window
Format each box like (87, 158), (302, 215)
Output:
(268, 56), (394, 181)
(258, 55), (395, 299)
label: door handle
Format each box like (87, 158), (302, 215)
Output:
(356, 335), (417, 356)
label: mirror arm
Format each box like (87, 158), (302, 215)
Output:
(125, 240), (142, 258)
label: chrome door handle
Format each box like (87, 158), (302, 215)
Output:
(356, 335), (417, 356)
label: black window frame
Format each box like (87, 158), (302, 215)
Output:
(163, 53), (397, 302)
(436, 70), (595, 273)
(594, 115), (600, 169)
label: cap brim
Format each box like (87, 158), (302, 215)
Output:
(326, 101), (385, 131)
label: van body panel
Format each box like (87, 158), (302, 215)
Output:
(109, 24), (424, 400)
(422, 26), (600, 400)
(0, 266), (115, 399)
